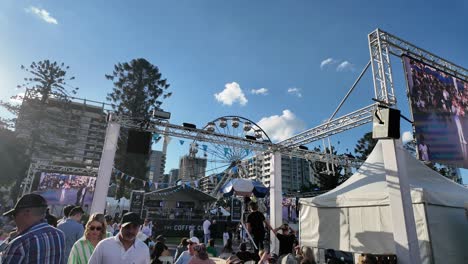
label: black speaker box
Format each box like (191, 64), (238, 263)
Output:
(126, 130), (152, 154)
(372, 108), (400, 139)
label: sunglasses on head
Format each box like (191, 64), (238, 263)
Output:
(89, 226), (102, 231)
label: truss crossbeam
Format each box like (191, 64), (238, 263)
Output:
(278, 104), (376, 148)
(114, 115), (365, 168)
(380, 29), (468, 82)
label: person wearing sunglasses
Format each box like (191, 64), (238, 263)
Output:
(88, 212), (150, 264)
(67, 213), (107, 264)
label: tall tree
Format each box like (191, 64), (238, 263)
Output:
(106, 58), (171, 198)
(354, 131), (378, 160)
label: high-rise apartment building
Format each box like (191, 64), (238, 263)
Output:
(148, 150), (165, 182)
(168, 169), (179, 184)
(178, 155), (207, 181)
(241, 153), (313, 192)
(15, 95), (107, 169)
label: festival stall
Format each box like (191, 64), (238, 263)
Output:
(299, 141), (468, 264)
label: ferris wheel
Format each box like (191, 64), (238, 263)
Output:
(187, 116), (271, 182)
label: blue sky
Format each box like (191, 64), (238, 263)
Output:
(1, 0), (467, 182)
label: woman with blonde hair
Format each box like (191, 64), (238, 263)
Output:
(188, 243), (215, 264)
(68, 213), (107, 264)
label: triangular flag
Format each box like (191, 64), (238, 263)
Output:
(153, 136), (162, 144)
(130, 177), (134, 183)
(245, 149), (250, 155)
(152, 133), (160, 141)
(179, 140), (185, 145)
(120, 172), (125, 178)
(202, 145), (208, 151)
(224, 148), (230, 156)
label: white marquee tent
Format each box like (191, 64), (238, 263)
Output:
(299, 141), (468, 264)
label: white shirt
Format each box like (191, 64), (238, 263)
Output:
(140, 224), (152, 237)
(203, 220), (211, 234)
(88, 235), (150, 264)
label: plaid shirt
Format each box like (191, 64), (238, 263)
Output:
(1, 221), (65, 264)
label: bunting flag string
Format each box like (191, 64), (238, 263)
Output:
(112, 168), (210, 193)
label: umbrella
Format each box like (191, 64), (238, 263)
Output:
(251, 180), (268, 198)
(221, 178), (268, 198)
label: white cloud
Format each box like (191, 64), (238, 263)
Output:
(25, 6), (58, 24)
(257, 110), (306, 142)
(336, 61), (354, 72)
(214, 82), (248, 106)
(402, 131), (413, 144)
(287, 87), (302, 98)
(9, 92), (25, 104)
(251, 88), (268, 95)
(320, 58), (336, 69)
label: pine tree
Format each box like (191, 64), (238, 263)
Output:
(354, 131), (378, 160)
(105, 58), (171, 198)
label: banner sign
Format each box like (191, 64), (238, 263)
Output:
(129, 191), (145, 216)
(231, 198), (242, 222)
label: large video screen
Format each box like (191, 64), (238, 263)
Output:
(35, 172), (97, 207)
(403, 56), (468, 166)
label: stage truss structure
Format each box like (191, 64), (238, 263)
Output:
(21, 29), (467, 203)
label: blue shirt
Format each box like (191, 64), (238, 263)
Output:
(57, 218), (84, 262)
(175, 251), (193, 264)
(1, 222), (65, 264)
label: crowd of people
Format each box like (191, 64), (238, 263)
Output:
(409, 58), (467, 116)
(0, 194), (321, 264)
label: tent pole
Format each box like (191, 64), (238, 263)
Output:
(269, 152), (283, 255)
(91, 116), (120, 214)
(422, 201), (435, 264)
(381, 139), (421, 264)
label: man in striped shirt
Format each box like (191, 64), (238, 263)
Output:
(1, 193), (66, 264)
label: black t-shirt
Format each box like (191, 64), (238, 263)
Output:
(276, 233), (295, 256)
(246, 211), (265, 237)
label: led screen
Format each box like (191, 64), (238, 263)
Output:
(35, 172), (97, 207)
(403, 56), (468, 166)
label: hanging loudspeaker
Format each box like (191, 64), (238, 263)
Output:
(372, 108), (400, 139)
(126, 130), (152, 154)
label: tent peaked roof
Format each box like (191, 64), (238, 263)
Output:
(301, 141), (468, 208)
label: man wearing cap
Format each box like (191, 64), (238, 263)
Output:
(57, 206), (85, 262)
(1, 193), (66, 263)
(88, 212), (150, 264)
(174, 236), (199, 264)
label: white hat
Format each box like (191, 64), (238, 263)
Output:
(187, 236), (200, 244)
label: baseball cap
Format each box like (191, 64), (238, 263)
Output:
(120, 212), (142, 227)
(187, 236), (200, 244)
(3, 193), (48, 216)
